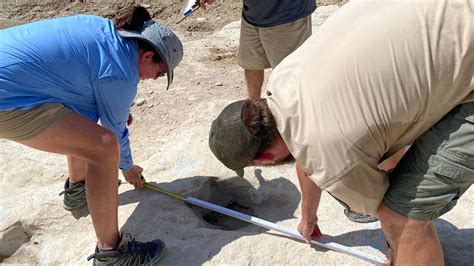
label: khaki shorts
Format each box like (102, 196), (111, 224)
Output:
(384, 102), (474, 220)
(0, 102), (71, 141)
(238, 16), (312, 70)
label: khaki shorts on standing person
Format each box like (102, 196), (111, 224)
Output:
(238, 16), (312, 70)
(0, 102), (71, 141)
(384, 102), (474, 221)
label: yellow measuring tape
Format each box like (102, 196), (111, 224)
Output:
(141, 175), (186, 202)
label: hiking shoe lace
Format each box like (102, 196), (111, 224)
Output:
(87, 233), (165, 265)
(59, 178), (86, 211)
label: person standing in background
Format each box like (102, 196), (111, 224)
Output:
(200, 0), (316, 100)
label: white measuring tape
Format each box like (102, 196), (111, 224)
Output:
(187, 197), (386, 265)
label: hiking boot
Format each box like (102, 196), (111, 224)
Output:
(344, 209), (379, 223)
(59, 178), (87, 211)
(87, 233), (166, 265)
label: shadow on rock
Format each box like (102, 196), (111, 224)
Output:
(71, 206), (89, 219)
(435, 218), (474, 265)
(117, 169), (300, 265)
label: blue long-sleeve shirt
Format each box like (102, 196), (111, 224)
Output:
(0, 15), (140, 170)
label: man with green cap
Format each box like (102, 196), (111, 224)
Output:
(209, 0), (473, 264)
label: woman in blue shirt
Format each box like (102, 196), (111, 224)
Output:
(0, 5), (182, 264)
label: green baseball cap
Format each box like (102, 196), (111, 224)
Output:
(209, 100), (262, 177)
(118, 20), (183, 90)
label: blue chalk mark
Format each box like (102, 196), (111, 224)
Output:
(171, 159), (202, 178)
(0, 209), (5, 221)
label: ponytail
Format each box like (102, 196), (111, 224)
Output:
(114, 4), (161, 63)
(114, 4), (152, 31)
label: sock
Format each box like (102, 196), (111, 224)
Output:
(67, 180), (78, 189)
(68, 179), (85, 187)
(98, 246), (115, 253)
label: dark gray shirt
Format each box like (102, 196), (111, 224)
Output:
(242, 0), (316, 27)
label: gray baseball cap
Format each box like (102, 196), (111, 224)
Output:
(118, 20), (183, 89)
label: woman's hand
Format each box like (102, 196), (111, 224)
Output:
(122, 165), (144, 188)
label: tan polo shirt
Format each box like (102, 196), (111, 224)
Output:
(267, 0), (474, 216)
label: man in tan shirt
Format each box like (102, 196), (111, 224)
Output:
(209, 0), (473, 264)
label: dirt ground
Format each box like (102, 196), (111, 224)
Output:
(0, 0), (346, 33)
(0, 1), (472, 265)
(0, 0), (238, 35)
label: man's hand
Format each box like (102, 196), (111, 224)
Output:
(122, 165), (144, 188)
(199, 0), (215, 10)
(298, 216), (322, 243)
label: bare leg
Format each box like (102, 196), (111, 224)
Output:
(377, 203), (443, 266)
(18, 113), (120, 249)
(67, 155), (87, 183)
(244, 69), (264, 100)
(377, 146), (410, 173)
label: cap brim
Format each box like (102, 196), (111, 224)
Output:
(118, 30), (173, 89)
(235, 169), (244, 178)
(166, 70), (173, 90)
